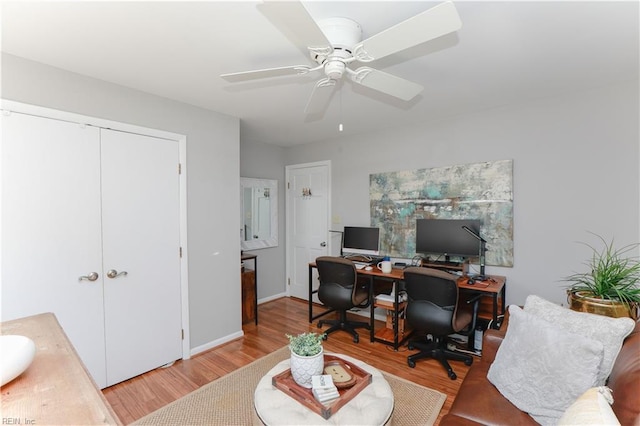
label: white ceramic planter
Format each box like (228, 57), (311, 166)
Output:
(0, 335), (36, 386)
(289, 347), (324, 388)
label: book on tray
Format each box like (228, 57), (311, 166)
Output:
(312, 375), (339, 404)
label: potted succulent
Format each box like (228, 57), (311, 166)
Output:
(565, 233), (640, 319)
(286, 332), (325, 388)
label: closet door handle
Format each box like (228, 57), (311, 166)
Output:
(79, 272), (99, 282)
(106, 269), (128, 279)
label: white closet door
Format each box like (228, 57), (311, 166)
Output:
(100, 129), (182, 386)
(1, 112), (107, 387)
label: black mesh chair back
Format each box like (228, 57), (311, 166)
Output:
(315, 256), (370, 343)
(403, 267), (462, 336)
(316, 256), (359, 310)
(402, 266), (476, 379)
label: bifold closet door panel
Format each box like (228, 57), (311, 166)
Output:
(1, 112), (108, 387)
(100, 129), (182, 387)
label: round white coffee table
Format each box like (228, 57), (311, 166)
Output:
(254, 353), (394, 425)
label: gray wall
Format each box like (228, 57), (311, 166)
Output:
(282, 80), (639, 307)
(2, 53), (242, 351)
(5, 51), (638, 346)
(239, 139), (287, 301)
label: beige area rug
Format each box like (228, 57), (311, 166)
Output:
(133, 346), (446, 426)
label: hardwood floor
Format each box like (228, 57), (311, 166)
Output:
(103, 297), (471, 424)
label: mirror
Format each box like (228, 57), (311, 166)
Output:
(240, 178), (278, 250)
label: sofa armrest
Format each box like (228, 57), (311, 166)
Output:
(607, 320), (640, 425)
(481, 329), (504, 363)
(480, 307), (510, 363)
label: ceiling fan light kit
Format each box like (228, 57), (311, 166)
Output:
(221, 1), (462, 115)
(318, 17), (361, 47)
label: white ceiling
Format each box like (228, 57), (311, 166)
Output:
(1, 1), (638, 147)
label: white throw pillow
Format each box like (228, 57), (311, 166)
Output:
(487, 305), (604, 426)
(558, 386), (620, 425)
(524, 294), (635, 384)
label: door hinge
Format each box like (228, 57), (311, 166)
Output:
(287, 182), (290, 189)
(288, 278), (290, 286)
(181, 329), (184, 340)
(178, 163), (182, 174)
(179, 247), (183, 258)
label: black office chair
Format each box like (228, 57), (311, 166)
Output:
(315, 256), (371, 343)
(403, 267), (479, 380)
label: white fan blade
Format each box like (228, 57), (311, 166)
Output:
(354, 1), (461, 62)
(221, 65), (314, 83)
(258, 1), (332, 52)
(304, 78), (337, 114)
(350, 67), (423, 101)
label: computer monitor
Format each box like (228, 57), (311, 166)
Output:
(342, 226), (380, 257)
(415, 219), (482, 259)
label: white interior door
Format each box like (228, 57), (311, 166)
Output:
(286, 162), (330, 300)
(100, 129), (182, 387)
(1, 112), (108, 386)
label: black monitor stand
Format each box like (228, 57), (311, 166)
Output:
(462, 225), (488, 281)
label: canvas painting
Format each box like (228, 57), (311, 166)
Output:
(370, 159), (513, 266)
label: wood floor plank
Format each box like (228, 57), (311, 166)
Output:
(103, 297), (470, 425)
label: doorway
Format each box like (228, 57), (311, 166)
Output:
(285, 161), (331, 301)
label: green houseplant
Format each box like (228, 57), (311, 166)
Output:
(286, 332), (324, 356)
(565, 234), (640, 319)
(286, 332), (325, 388)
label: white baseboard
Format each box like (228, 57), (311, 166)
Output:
(188, 291), (283, 357)
(190, 298), (388, 357)
(258, 292), (287, 305)
(190, 330), (244, 357)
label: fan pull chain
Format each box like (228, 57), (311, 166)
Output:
(338, 89), (344, 132)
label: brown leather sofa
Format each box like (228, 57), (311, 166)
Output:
(441, 314), (640, 425)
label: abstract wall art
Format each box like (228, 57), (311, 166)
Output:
(370, 159), (513, 266)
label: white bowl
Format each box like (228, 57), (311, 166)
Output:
(0, 335), (36, 386)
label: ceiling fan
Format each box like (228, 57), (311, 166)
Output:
(221, 1), (462, 115)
